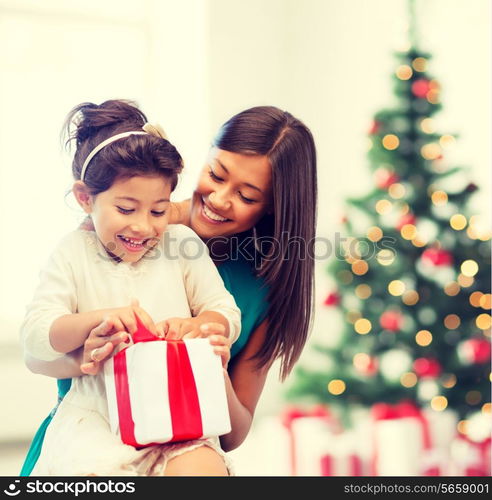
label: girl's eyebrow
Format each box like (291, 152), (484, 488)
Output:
(115, 196), (170, 203)
(215, 160), (263, 193)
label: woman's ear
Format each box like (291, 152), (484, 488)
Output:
(72, 181), (94, 214)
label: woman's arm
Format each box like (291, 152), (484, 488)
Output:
(220, 319), (271, 452)
(24, 349), (84, 378)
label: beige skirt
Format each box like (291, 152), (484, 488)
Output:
(32, 390), (233, 476)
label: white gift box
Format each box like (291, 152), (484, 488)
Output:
(371, 402), (458, 476)
(104, 336), (231, 447)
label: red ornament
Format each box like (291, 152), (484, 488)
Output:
(355, 356), (378, 376)
(459, 338), (491, 364)
(411, 79), (432, 98)
(413, 358), (442, 378)
(324, 292), (341, 307)
(379, 310), (404, 331)
(396, 213), (416, 231)
(369, 120), (381, 135)
(421, 248), (453, 267)
(374, 168), (400, 189)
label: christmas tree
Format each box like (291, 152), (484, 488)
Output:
(287, 9), (491, 428)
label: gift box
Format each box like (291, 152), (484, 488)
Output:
(104, 318), (231, 447)
(449, 434), (491, 476)
(371, 401), (458, 476)
(319, 432), (366, 476)
(281, 405), (365, 476)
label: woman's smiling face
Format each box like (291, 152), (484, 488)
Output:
(190, 148), (273, 240)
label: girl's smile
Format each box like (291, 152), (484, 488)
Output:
(74, 175), (172, 264)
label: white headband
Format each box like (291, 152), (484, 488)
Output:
(80, 131), (148, 182)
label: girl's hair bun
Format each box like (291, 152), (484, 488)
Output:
(63, 100), (147, 150)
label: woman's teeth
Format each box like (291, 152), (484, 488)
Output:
(203, 203), (228, 222)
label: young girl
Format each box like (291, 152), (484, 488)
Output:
(22, 105), (317, 476)
(20, 99), (241, 476)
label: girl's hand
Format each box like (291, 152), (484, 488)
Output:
(80, 317), (130, 375)
(155, 317), (204, 340)
(105, 299), (156, 336)
(201, 323), (231, 369)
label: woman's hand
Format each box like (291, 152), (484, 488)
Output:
(201, 323), (231, 369)
(169, 200), (191, 226)
(80, 318), (130, 375)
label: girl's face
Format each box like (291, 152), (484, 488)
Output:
(190, 148), (272, 240)
(75, 175), (171, 264)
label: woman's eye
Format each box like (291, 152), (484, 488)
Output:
(151, 210), (167, 217)
(239, 192), (257, 204)
(209, 169), (224, 182)
(117, 206), (134, 214)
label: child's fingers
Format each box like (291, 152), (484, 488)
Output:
(92, 318), (115, 337)
(121, 312), (138, 334)
(182, 330), (200, 339)
(155, 322), (167, 338)
(165, 319), (180, 340)
(179, 320), (195, 337)
(134, 308), (157, 335)
(102, 315), (125, 334)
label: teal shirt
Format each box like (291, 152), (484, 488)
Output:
(20, 255), (269, 476)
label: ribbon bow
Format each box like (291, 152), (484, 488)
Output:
(281, 404), (333, 429)
(132, 314), (161, 343)
(142, 122), (168, 140)
(371, 400), (422, 420)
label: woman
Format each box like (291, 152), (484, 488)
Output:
(21, 105), (317, 475)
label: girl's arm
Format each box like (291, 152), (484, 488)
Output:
(24, 318), (130, 378)
(48, 301), (156, 354)
(220, 319), (271, 452)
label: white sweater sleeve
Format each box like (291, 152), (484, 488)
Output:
(20, 234), (78, 361)
(172, 225), (241, 343)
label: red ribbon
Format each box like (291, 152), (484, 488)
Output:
(320, 453), (362, 476)
(166, 340), (203, 442)
(112, 314), (203, 447)
(371, 401), (431, 476)
(457, 434), (491, 476)
(114, 348), (138, 446)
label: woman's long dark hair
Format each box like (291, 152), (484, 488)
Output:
(213, 106), (317, 379)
